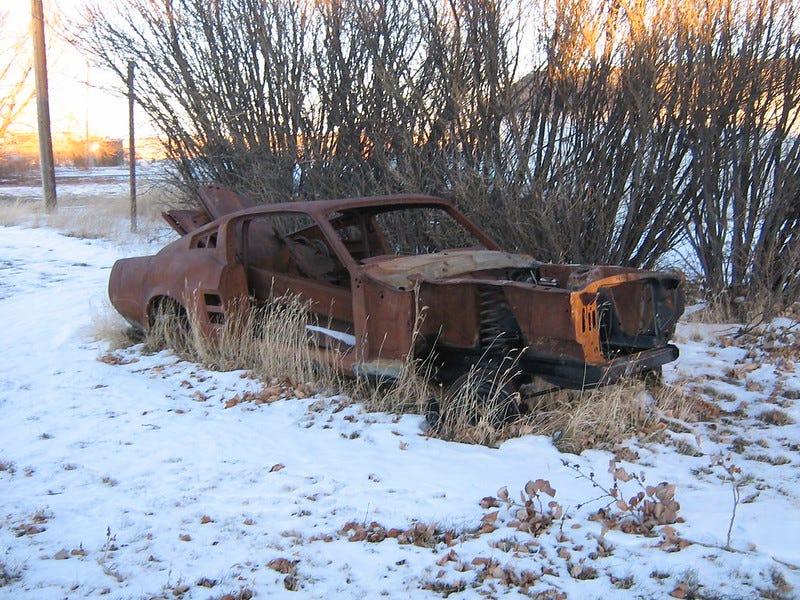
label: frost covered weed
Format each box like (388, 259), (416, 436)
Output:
(339, 475), (684, 596)
(0, 201), (37, 227)
(758, 408), (795, 426)
(0, 560), (23, 587)
(760, 567), (796, 600)
(490, 479), (562, 536)
(88, 303), (140, 350)
(708, 455), (747, 550)
(340, 520), (453, 549)
(338, 476), (690, 596)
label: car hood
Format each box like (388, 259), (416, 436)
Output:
(359, 250), (536, 288)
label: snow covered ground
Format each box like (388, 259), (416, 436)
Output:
(0, 164), (168, 203)
(1, 214), (799, 599)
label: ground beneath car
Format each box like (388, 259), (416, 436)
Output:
(1, 223), (799, 599)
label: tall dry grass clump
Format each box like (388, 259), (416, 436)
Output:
(355, 307), (439, 416)
(431, 361), (523, 446)
(144, 294), (335, 392)
(355, 356), (438, 418)
(137, 295), (696, 450)
(88, 301), (142, 350)
(517, 380), (695, 453)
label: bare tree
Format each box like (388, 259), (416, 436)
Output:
(0, 11), (34, 142)
(74, 0), (800, 314)
(674, 0), (800, 315)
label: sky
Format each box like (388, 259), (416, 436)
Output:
(3, 0), (154, 140)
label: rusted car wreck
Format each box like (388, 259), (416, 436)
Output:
(109, 185), (684, 418)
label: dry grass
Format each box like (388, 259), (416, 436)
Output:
(356, 308), (440, 416)
(0, 184), (169, 239)
(112, 293), (702, 450)
(0, 201), (36, 227)
(501, 380), (698, 454)
(758, 408), (795, 427)
(87, 302), (141, 351)
(356, 357), (439, 417)
(99, 284), (699, 451)
(143, 297), (192, 356)
(431, 361), (523, 446)
(681, 298), (738, 324)
(145, 294), (336, 392)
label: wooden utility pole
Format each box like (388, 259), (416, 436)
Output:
(128, 61), (137, 232)
(31, 0), (57, 212)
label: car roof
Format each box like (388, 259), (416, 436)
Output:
(222, 193), (454, 221)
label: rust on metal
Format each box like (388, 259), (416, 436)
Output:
(110, 184), (685, 398)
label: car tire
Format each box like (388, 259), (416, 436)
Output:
(434, 368), (521, 431)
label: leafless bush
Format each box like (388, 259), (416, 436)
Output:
(75, 0), (800, 315)
(0, 11), (32, 143)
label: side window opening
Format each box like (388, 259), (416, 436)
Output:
(190, 229), (218, 249)
(240, 214), (348, 288)
(329, 211), (389, 260)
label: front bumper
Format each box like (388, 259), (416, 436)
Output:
(524, 344), (680, 389)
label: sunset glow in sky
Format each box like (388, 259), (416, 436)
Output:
(4, 0), (153, 141)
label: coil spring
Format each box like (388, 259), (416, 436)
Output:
(478, 286), (520, 351)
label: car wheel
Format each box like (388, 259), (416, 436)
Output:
(148, 297), (191, 350)
(434, 368), (521, 431)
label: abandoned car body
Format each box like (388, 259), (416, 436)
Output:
(109, 184), (684, 414)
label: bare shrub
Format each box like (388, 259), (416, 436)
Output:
(493, 480), (562, 536)
(674, 0), (800, 319)
(0, 10), (33, 143)
(75, 0), (800, 317)
(566, 460), (683, 536)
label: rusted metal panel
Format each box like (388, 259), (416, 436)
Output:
(162, 210), (211, 235)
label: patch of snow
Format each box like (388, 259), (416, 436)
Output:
(0, 221), (798, 599)
(306, 325), (356, 347)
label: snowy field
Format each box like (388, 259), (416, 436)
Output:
(0, 165), (167, 204)
(1, 185), (799, 599)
